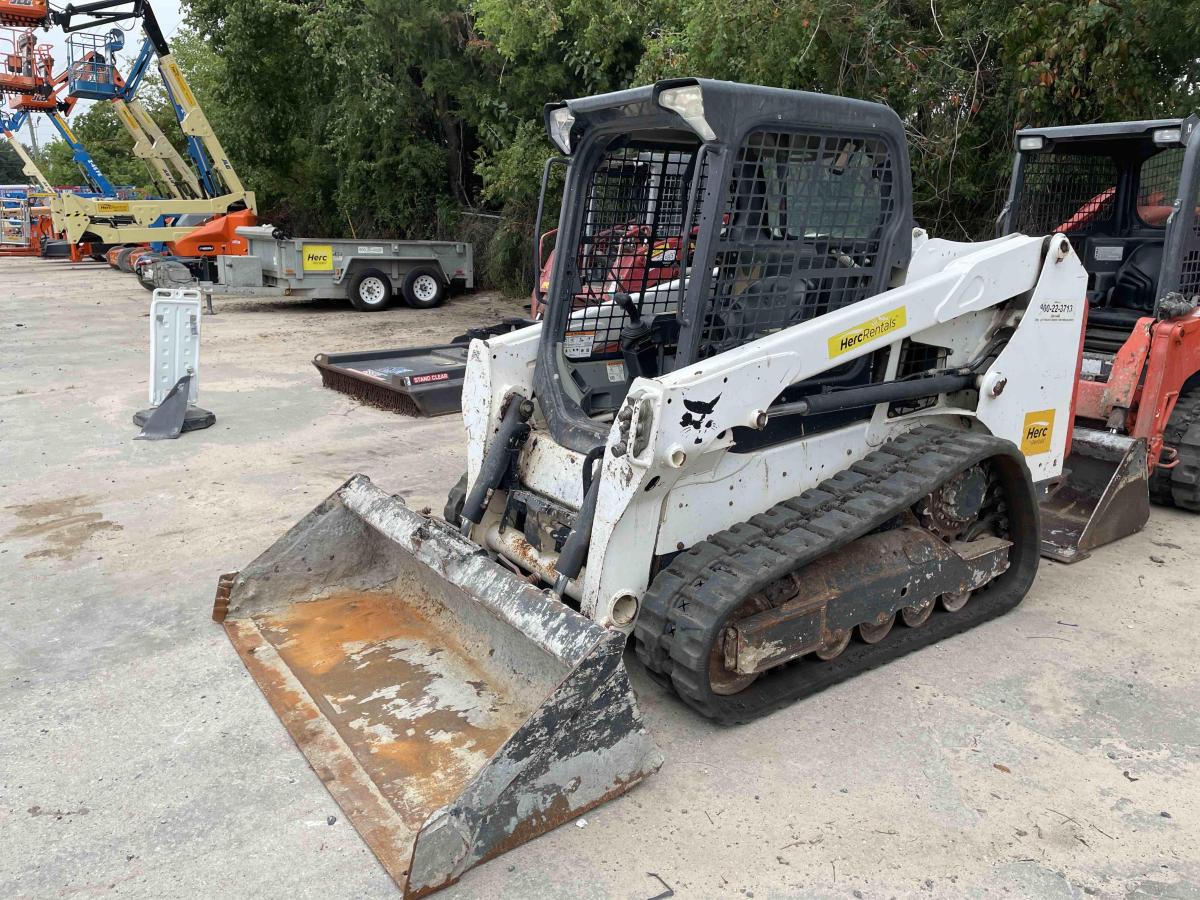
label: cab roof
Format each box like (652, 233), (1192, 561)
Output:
(1015, 116), (1196, 149)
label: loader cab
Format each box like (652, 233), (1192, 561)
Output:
(999, 117), (1200, 355)
(536, 79), (913, 452)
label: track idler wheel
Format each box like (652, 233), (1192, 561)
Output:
(858, 613), (896, 644)
(901, 595), (936, 627)
(940, 590), (971, 612)
(815, 628), (851, 660)
(708, 596), (770, 695)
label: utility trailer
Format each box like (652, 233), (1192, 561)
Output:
(151, 226), (475, 311)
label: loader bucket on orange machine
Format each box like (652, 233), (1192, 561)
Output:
(213, 475), (662, 897)
(1039, 428), (1150, 563)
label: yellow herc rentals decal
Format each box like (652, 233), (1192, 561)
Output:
(1020, 409), (1056, 456)
(162, 59), (198, 110)
(303, 245), (334, 272)
(95, 201), (131, 214)
(827, 306), (907, 358)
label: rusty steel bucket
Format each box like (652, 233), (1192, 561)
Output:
(1039, 428), (1150, 563)
(214, 475), (662, 897)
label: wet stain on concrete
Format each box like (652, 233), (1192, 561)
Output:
(6, 495), (123, 560)
(27, 805), (90, 819)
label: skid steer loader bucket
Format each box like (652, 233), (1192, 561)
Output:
(1039, 428), (1150, 563)
(214, 475), (662, 897)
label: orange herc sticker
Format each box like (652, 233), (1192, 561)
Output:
(1020, 409), (1056, 456)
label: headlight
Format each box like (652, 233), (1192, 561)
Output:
(1153, 127), (1182, 145)
(548, 107), (575, 155)
(658, 85), (717, 142)
(1017, 135), (1045, 151)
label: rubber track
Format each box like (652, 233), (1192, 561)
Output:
(633, 424), (1039, 724)
(1149, 389), (1200, 512)
(444, 473), (469, 523)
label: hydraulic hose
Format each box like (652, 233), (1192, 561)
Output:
(460, 394), (534, 533)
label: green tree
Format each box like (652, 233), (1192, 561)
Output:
(171, 0), (1200, 289)
(0, 139), (31, 184)
(37, 102), (159, 191)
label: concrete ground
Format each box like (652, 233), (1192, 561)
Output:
(1, 256), (1197, 900)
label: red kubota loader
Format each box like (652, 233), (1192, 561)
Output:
(997, 116), (1200, 561)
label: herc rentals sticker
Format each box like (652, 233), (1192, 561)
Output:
(302, 245), (334, 272)
(827, 306), (907, 359)
(1020, 409), (1056, 456)
(96, 201), (130, 214)
(162, 59), (198, 110)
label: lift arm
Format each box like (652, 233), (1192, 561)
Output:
(109, 38), (203, 199)
(46, 1), (255, 244)
(1, 110), (52, 190)
(43, 110), (116, 196)
(156, 65), (217, 196)
(56, 0), (251, 201)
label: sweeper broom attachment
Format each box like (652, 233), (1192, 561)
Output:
(213, 475), (661, 897)
(313, 346), (470, 417)
(313, 319), (537, 417)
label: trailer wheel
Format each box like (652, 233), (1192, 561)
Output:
(402, 267), (447, 309)
(349, 269), (394, 312)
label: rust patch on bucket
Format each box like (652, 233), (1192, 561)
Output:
(244, 591), (532, 838)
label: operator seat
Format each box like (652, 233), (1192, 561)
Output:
(1088, 242), (1164, 329)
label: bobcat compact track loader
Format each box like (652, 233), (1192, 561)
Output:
(216, 80), (1088, 896)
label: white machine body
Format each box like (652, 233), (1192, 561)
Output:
(461, 231), (1087, 630)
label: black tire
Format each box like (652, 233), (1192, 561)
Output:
(115, 246), (138, 272)
(1149, 389), (1200, 512)
(402, 266), (447, 309)
(348, 268), (394, 312)
(443, 473), (468, 524)
(89, 253), (106, 263)
(136, 263), (158, 292)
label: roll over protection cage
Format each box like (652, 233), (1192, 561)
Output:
(534, 78), (914, 454)
(998, 115), (1200, 309)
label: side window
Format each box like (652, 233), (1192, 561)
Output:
(1137, 149), (1184, 228)
(694, 129), (896, 359)
(1177, 156), (1200, 298)
(1015, 152), (1118, 237)
(556, 143), (699, 362)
